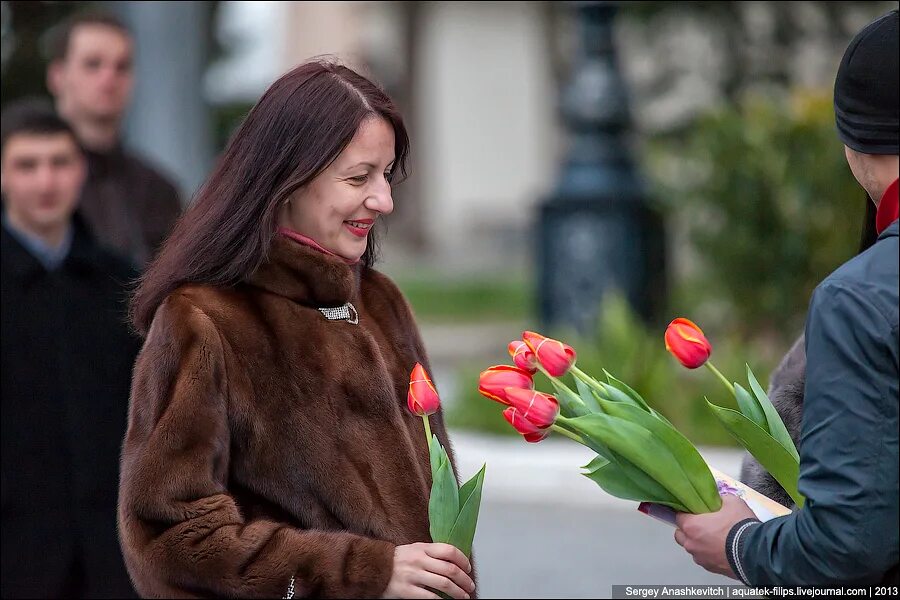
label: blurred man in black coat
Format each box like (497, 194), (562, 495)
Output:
(1, 99), (139, 598)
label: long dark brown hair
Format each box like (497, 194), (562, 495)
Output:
(130, 60), (409, 335)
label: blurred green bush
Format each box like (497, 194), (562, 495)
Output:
(647, 90), (868, 340)
(447, 293), (783, 447)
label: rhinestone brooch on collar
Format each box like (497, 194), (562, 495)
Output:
(317, 302), (359, 325)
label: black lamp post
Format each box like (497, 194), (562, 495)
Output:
(538, 0), (665, 335)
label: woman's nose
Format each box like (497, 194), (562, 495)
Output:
(366, 188), (393, 215)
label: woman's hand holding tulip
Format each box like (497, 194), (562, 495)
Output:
(382, 542), (475, 599)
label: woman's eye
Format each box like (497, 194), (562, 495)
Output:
(349, 175), (367, 184)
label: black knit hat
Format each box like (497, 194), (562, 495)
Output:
(833, 9), (899, 155)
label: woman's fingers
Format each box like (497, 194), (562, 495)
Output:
(422, 543), (472, 573)
(413, 571), (470, 599)
(421, 555), (475, 595)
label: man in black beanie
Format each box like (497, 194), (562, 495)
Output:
(673, 9), (899, 587)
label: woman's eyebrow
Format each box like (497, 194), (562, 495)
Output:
(346, 161), (377, 170)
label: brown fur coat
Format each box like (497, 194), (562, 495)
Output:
(118, 235), (461, 598)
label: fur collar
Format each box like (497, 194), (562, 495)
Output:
(246, 234), (363, 306)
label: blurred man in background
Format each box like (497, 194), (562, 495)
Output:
(47, 12), (182, 268)
(1, 99), (138, 598)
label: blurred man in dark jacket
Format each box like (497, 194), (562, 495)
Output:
(674, 9), (899, 587)
(1, 100), (139, 598)
(46, 12), (182, 267)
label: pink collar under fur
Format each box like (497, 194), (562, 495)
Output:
(277, 227), (360, 265)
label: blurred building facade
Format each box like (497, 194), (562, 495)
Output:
(206, 0), (558, 275)
(199, 0), (893, 275)
(3, 1), (892, 275)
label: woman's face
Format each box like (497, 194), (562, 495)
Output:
(279, 116), (395, 261)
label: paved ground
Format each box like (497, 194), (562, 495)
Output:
(449, 431), (744, 598)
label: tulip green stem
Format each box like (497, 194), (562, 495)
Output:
(422, 414), (433, 446)
(538, 365), (588, 413)
(569, 364), (592, 384)
(569, 364), (609, 397)
(704, 362), (736, 398)
(551, 423), (586, 445)
(536, 363), (553, 381)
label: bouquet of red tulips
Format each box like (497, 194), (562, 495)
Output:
(408, 363), (486, 557)
(479, 333), (724, 515)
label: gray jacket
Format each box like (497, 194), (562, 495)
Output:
(728, 220), (899, 586)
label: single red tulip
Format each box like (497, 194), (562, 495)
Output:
(503, 387), (560, 429)
(522, 331), (576, 377)
(664, 318), (712, 369)
(508, 340), (538, 374)
(502, 407), (551, 443)
(478, 365), (534, 405)
(407, 362), (440, 416)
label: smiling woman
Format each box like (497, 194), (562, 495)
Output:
(277, 117), (396, 262)
(120, 60), (476, 600)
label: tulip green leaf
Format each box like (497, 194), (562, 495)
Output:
(571, 370), (611, 400)
(447, 464), (486, 558)
(456, 464), (486, 514)
(573, 429), (680, 504)
(428, 443), (460, 543)
(746, 364), (768, 406)
(582, 455), (688, 511)
(566, 413), (718, 513)
(593, 399), (721, 513)
(706, 399), (804, 507)
(746, 365), (799, 462)
(548, 378), (590, 417)
(602, 371), (651, 412)
(582, 454), (611, 472)
(574, 369), (672, 425)
(560, 417), (695, 511)
(598, 382), (674, 426)
(607, 452), (694, 511)
(598, 381), (646, 409)
(571, 424), (614, 462)
(429, 434), (442, 479)
(734, 382), (767, 431)
(575, 377), (602, 413)
(603, 370), (673, 426)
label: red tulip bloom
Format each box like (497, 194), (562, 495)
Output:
(503, 388), (559, 429)
(664, 318), (712, 369)
(478, 365), (534, 405)
(522, 331), (576, 377)
(508, 340), (538, 374)
(408, 363), (440, 416)
(502, 407), (551, 443)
